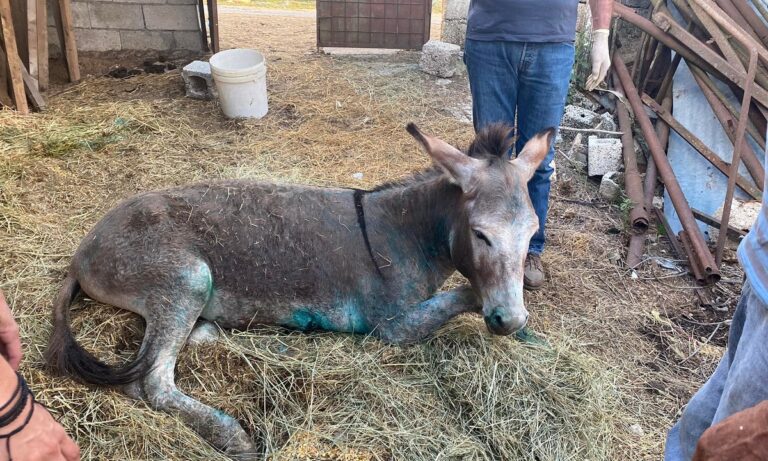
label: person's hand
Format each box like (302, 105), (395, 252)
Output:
(693, 400), (768, 461)
(0, 400), (80, 461)
(586, 29), (611, 91)
(0, 291), (22, 371)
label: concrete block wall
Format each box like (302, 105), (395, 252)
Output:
(48, 0), (203, 54)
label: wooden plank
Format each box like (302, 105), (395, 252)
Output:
(0, 0), (29, 113)
(19, 57), (44, 110)
(0, 44), (13, 107)
(197, 0), (208, 52)
(58, 0), (79, 82)
(209, 0), (218, 53)
(36, 0), (47, 90)
(26, 0), (37, 89)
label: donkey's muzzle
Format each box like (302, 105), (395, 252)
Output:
(484, 308), (528, 335)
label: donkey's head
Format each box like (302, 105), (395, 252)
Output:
(406, 123), (553, 336)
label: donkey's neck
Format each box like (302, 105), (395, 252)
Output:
(363, 172), (462, 289)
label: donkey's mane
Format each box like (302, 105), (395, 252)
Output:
(361, 123), (515, 194)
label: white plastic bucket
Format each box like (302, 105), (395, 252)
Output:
(209, 48), (268, 119)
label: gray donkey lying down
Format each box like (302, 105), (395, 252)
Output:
(46, 123), (553, 458)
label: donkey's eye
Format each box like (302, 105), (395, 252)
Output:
(473, 230), (492, 247)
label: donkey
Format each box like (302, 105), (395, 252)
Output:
(46, 123), (553, 458)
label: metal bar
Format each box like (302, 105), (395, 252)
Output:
(689, 0), (744, 70)
(691, 207), (747, 238)
(654, 207), (686, 259)
(714, 0), (760, 41)
(632, 32), (651, 83)
(655, 52), (681, 103)
(614, 53), (720, 284)
(645, 95), (672, 208)
(627, 234), (645, 269)
(639, 38), (660, 89)
(679, 230), (707, 284)
(652, 10), (768, 108)
(715, 49), (758, 266)
(641, 93), (762, 200)
(689, 66), (766, 188)
(614, 75), (650, 233)
(731, 0), (768, 49)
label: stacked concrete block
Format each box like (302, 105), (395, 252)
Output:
(182, 60), (216, 100)
(441, 0), (469, 47)
(587, 136), (623, 177)
(48, 0), (202, 54)
(420, 40), (462, 78)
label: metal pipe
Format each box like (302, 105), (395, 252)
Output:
(714, 0), (760, 41)
(641, 93), (762, 200)
(627, 234), (645, 269)
(655, 53), (681, 103)
(614, 76), (650, 233)
(613, 53), (720, 284)
(689, 67), (766, 188)
(679, 230), (707, 284)
(645, 95), (672, 209)
(654, 207), (686, 260)
(731, 0), (768, 49)
(715, 49), (758, 267)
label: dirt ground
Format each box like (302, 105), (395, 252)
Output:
(0, 7), (747, 461)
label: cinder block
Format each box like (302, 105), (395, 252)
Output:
(182, 60), (216, 100)
(89, 3), (144, 29)
(70, 2), (90, 27)
(444, 0), (469, 20)
(174, 30), (203, 50)
(419, 39), (461, 78)
(143, 4), (199, 30)
(120, 30), (173, 50)
(441, 19), (466, 47)
(563, 105), (599, 129)
(595, 112), (617, 132)
(166, 0), (198, 5)
(74, 28), (122, 52)
(587, 136), (623, 177)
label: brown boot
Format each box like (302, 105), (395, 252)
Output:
(524, 253), (545, 290)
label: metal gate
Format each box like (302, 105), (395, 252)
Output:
(317, 0), (432, 50)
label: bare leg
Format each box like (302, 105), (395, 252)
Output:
(375, 286), (481, 344)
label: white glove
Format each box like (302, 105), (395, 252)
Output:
(586, 29), (611, 91)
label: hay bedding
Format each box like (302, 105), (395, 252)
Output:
(0, 8), (742, 461)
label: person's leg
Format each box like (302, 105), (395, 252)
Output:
(664, 282), (751, 460)
(515, 42), (574, 257)
(463, 39), (520, 136)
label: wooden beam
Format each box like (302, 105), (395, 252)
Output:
(26, 0), (37, 87)
(58, 0), (79, 82)
(0, 45), (13, 108)
(208, 0), (218, 53)
(0, 0), (29, 113)
(36, 0), (47, 90)
(19, 58), (44, 110)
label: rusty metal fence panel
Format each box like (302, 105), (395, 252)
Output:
(317, 0), (432, 50)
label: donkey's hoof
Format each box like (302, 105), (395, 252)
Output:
(122, 381), (146, 400)
(224, 437), (261, 460)
(187, 320), (220, 346)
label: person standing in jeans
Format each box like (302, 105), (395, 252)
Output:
(464, 0), (613, 288)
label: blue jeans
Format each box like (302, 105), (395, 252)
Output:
(464, 39), (574, 255)
(665, 281), (768, 460)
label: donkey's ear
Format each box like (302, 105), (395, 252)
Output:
(510, 128), (555, 181)
(406, 123), (481, 189)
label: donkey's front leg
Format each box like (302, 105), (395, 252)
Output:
(375, 286), (481, 344)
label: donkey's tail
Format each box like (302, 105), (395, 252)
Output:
(45, 273), (148, 385)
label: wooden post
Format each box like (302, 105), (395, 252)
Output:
(0, 0), (29, 113)
(26, 0), (37, 87)
(36, 0), (47, 90)
(208, 0), (218, 53)
(58, 0), (79, 81)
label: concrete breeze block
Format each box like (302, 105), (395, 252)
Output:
(420, 40), (461, 78)
(70, 2), (90, 28)
(182, 60), (216, 100)
(599, 171), (623, 202)
(89, 3), (144, 29)
(587, 136), (623, 177)
(174, 31), (203, 50)
(143, 4), (200, 30)
(120, 30), (174, 50)
(563, 105), (599, 129)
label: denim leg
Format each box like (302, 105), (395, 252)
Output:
(663, 282), (753, 461)
(515, 42), (574, 255)
(463, 39), (520, 138)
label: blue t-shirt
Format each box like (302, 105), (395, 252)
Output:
(737, 139), (768, 306)
(466, 0), (580, 43)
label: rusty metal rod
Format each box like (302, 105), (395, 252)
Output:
(645, 95), (672, 209)
(689, 0), (744, 69)
(627, 234), (645, 269)
(714, 0), (760, 41)
(679, 230), (707, 284)
(652, 10), (768, 108)
(689, 67), (766, 188)
(614, 77), (650, 234)
(641, 93), (762, 200)
(654, 207), (686, 260)
(715, 49), (758, 267)
(614, 53), (720, 284)
(731, 0), (768, 49)
(655, 52), (681, 103)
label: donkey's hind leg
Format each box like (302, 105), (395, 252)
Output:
(134, 268), (257, 458)
(375, 286), (481, 345)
